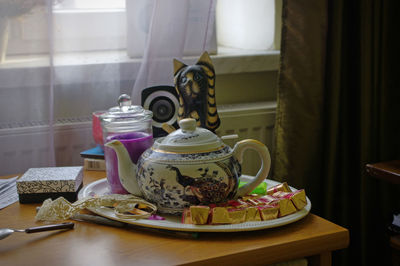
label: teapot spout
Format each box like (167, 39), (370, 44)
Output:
(104, 140), (142, 197)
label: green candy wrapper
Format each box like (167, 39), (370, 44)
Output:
(238, 180), (267, 195)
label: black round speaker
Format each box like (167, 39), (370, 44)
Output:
(150, 96), (176, 123)
(141, 86), (179, 137)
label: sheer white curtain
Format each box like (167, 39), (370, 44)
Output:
(0, 0), (215, 175)
(132, 0), (216, 104)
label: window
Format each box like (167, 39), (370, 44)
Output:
(7, 0), (126, 56)
(5, 0), (280, 58)
(55, 0), (125, 9)
(216, 0), (276, 50)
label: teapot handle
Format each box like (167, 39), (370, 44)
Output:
(233, 139), (271, 198)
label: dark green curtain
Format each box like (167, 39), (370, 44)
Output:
(274, 0), (400, 265)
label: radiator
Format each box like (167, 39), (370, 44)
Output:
(0, 101), (276, 176)
(216, 101), (276, 176)
(0, 121), (94, 176)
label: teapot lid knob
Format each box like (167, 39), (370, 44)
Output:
(179, 118), (197, 132)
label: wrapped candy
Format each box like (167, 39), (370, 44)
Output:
(182, 208), (192, 224)
(266, 182), (291, 195)
(227, 199), (248, 208)
(245, 206), (262, 222)
(257, 195), (277, 204)
(272, 189), (307, 210)
(247, 198), (263, 206)
(241, 194), (260, 201)
(258, 204), (279, 220)
(257, 194), (297, 217)
(210, 207), (231, 224)
(275, 197), (297, 217)
(180, 182), (308, 225)
(227, 208), (247, 224)
(190, 206), (210, 225)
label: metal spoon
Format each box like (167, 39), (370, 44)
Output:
(0, 222), (74, 240)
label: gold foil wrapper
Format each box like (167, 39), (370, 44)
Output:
(272, 191), (289, 198)
(272, 190), (307, 211)
(228, 208), (246, 224)
(182, 208), (192, 224)
(247, 198), (263, 206)
(266, 182), (292, 195)
(276, 198), (297, 217)
(190, 206), (210, 225)
(289, 189), (307, 210)
(180, 184), (306, 225)
(258, 205), (279, 220)
(241, 194), (260, 201)
(245, 206), (262, 222)
(210, 207), (231, 224)
(227, 199), (248, 208)
(258, 195), (278, 204)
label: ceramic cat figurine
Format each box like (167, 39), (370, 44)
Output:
(173, 51), (220, 132)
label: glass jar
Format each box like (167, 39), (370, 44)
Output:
(101, 94), (153, 194)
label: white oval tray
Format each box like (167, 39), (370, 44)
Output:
(78, 176), (311, 232)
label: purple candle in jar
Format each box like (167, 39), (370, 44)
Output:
(104, 132), (153, 194)
(100, 94), (153, 194)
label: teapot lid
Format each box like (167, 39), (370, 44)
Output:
(153, 118), (225, 153)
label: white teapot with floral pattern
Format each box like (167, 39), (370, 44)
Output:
(105, 118), (271, 214)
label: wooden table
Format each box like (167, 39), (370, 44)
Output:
(0, 171), (349, 266)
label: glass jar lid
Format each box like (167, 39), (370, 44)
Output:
(101, 94), (153, 132)
(153, 118), (225, 153)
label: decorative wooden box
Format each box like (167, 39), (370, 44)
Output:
(16, 167), (83, 203)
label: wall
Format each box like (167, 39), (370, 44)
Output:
(217, 71), (278, 104)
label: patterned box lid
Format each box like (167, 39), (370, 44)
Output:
(17, 167), (83, 194)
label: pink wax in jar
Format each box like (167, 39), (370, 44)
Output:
(92, 110), (106, 148)
(104, 132), (153, 194)
(100, 94), (153, 194)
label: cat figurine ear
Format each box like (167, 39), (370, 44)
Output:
(173, 59), (187, 76)
(198, 51), (213, 67)
(173, 51), (220, 132)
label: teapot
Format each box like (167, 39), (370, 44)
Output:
(105, 118), (271, 214)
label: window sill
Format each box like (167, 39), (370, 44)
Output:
(0, 47), (280, 86)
